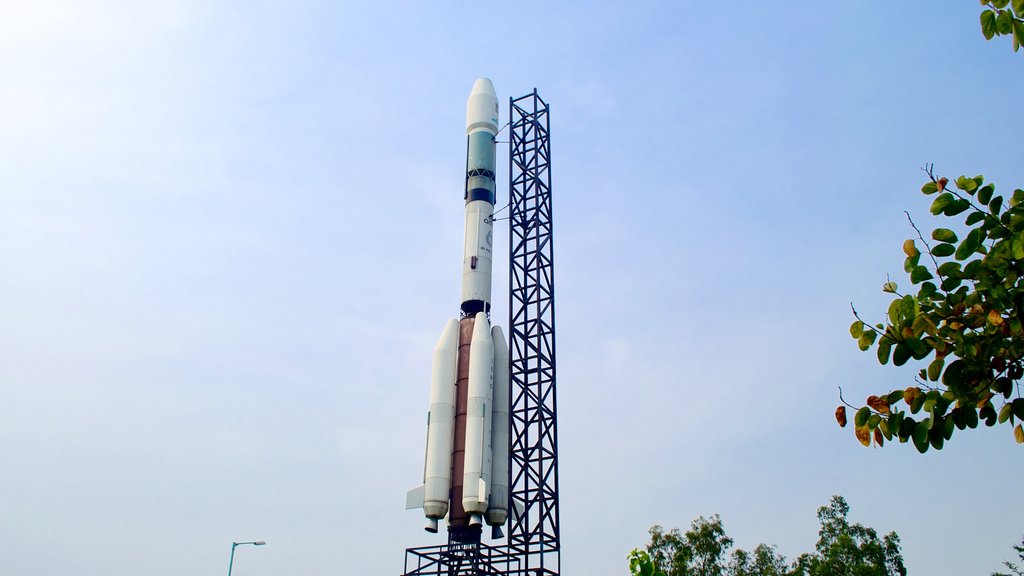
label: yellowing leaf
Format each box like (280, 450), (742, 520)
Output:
(977, 393), (994, 409)
(867, 395), (891, 415)
(904, 387), (922, 405)
(856, 425), (871, 447)
(873, 428), (884, 447)
(988, 309), (1004, 326)
(835, 406), (848, 428)
(1015, 424), (1024, 444)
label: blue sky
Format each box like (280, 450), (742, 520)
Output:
(2, 2), (1023, 575)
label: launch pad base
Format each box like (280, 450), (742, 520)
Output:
(402, 542), (522, 576)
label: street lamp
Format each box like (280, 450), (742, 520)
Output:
(227, 540), (265, 576)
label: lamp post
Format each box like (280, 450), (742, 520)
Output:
(227, 540), (265, 576)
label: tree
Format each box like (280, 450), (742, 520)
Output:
(792, 496), (906, 576)
(993, 536), (1024, 576)
(631, 496), (902, 576)
(730, 545), (790, 576)
(647, 515), (735, 576)
(630, 549), (668, 576)
(841, 169), (1024, 451)
(979, 1), (1024, 52)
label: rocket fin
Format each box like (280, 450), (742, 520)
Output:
(406, 485), (425, 510)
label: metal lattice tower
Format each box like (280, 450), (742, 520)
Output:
(402, 89), (557, 576)
(506, 90), (559, 576)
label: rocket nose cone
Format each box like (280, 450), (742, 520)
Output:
(470, 78), (496, 99)
(466, 78), (499, 134)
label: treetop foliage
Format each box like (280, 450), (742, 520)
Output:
(629, 496), (904, 576)
(842, 168), (1024, 451)
(993, 536), (1024, 576)
(979, 0), (1024, 52)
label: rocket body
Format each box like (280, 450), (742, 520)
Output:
(407, 79), (509, 541)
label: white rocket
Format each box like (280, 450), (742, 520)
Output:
(407, 78), (510, 540)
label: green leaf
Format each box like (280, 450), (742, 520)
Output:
(961, 177), (978, 193)
(996, 377), (1013, 398)
(965, 407), (979, 429)
(998, 9), (1014, 34)
(953, 407), (967, 429)
(982, 404), (998, 426)
(850, 320), (864, 338)
(910, 390), (926, 414)
(945, 199), (971, 216)
(977, 184), (995, 206)
(882, 281), (898, 293)
(999, 402), (1014, 424)
(982, 9), (998, 38)
(900, 295), (916, 319)
(887, 390), (905, 405)
(921, 181), (938, 195)
(879, 418), (892, 440)
(905, 336), (928, 357)
(1012, 234), (1024, 259)
(1012, 398), (1024, 420)
(966, 211), (986, 226)
(937, 261), (962, 276)
(1013, 0), (1024, 16)
(904, 254), (919, 273)
(927, 357), (945, 381)
(931, 193), (955, 215)
(912, 423), (930, 453)
(990, 196), (1004, 215)
(911, 313), (935, 337)
(923, 393), (937, 415)
(1015, 20), (1024, 49)
(911, 266), (933, 284)
(932, 243), (956, 257)
(898, 414), (915, 438)
(858, 330), (877, 351)
(956, 228), (983, 260)
(887, 299), (901, 324)
(993, 0), (1010, 9)
(931, 420), (948, 448)
(877, 337), (893, 364)
(932, 228), (958, 243)
(893, 342), (912, 366)
(941, 275), (963, 291)
(855, 406), (871, 427)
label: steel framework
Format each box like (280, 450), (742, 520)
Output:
(506, 90), (559, 576)
(402, 90), (557, 576)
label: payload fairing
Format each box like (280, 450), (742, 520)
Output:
(406, 78), (510, 540)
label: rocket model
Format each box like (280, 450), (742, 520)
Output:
(406, 78), (510, 541)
